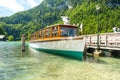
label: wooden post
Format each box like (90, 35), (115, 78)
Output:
(90, 35), (91, 46)
(58, 26), (61, 37)
(21, 34), (25, 52)
(94, 50), (101, 61)
(105, 34), (107, 47)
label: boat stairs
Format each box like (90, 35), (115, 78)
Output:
(86, 33), (120, 50)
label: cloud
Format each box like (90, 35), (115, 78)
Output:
(0, 0), (25, 12)
(0, 0), (43, 17)
(28, 0), (38, 8)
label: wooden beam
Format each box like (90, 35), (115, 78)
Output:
(58, 25), (61, 37)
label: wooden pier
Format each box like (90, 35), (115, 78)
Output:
(86, 33), (120, 50)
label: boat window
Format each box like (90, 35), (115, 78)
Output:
(52, 27), (58, 37)
(61, 27), (77, 37)
(41, 30), (44, 38)
(39, 31), (42, 38)
(36, 31), (39, 39)
(31, 32), (39, 40)
(46, 29), (50, 38)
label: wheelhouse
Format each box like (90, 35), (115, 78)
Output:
(30, 24), (78, 42)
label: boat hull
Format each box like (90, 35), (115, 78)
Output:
(29, 38), (86, 60)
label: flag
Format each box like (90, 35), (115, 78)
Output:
(80, 23), (83, 32)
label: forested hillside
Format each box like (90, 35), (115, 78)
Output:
(0, 0), (120, 40)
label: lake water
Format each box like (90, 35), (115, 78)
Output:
(0, 42), (120, 80)
(0, 42), (81, 80)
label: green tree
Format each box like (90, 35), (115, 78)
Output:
(8, 35), (14, 41)
(0, 0), (120, 40)
(0, 26), (5, 35)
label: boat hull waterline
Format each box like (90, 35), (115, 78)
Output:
(29, 37), (86, 60)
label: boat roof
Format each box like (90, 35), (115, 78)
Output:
(46, 24), (78, 28)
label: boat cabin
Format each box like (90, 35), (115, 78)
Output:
(30, 24), (78, 42)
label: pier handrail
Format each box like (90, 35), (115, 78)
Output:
(86, 33), (120, 50)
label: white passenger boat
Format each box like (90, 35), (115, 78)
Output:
(29, 24), (86, 60)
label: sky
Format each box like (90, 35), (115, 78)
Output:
(0, 0), (43, 17)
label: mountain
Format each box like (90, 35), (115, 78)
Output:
(0, 0), (120, 40)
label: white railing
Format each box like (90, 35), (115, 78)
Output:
(86, 33), (120, 50)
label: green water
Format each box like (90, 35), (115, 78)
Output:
(0, 42), (79, 80)
(0, 42), (120, 80)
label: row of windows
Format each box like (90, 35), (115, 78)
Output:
(31, 26), (77, 40)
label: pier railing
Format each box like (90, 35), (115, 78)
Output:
(86, 33), (120, 50)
